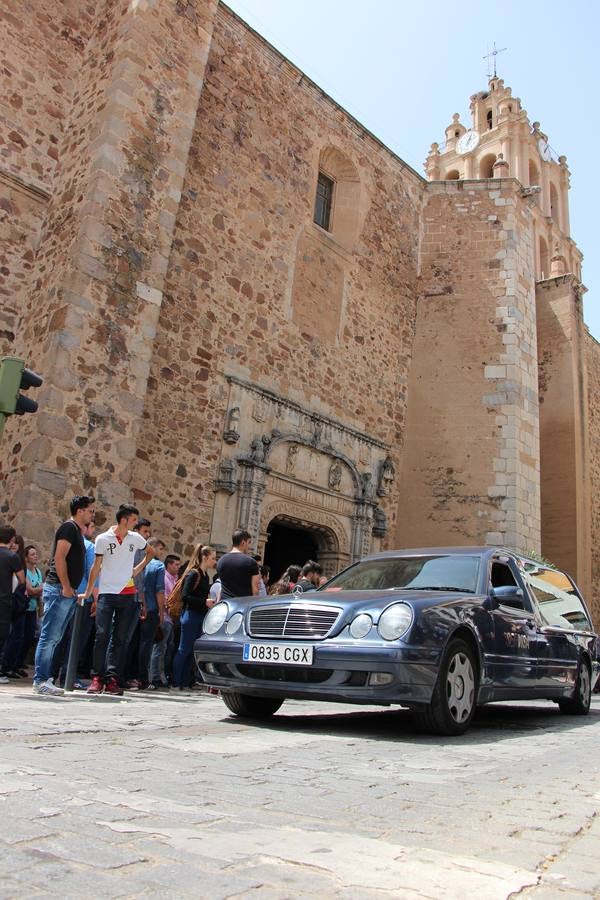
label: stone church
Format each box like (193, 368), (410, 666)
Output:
(1, 1), (599, 618)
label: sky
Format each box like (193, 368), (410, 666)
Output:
(226, 0), (599, 339)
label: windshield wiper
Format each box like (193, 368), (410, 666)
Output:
(406, 586), (475, 594)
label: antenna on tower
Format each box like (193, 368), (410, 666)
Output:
(483, 42), (507, 78)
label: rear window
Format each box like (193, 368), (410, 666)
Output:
(523, 566), (592, 631)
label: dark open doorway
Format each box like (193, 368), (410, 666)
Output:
(264, 520), (319, 585)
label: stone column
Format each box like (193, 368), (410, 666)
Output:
(237, 460), (268, 549)
(519, 132), (530, 187)
(351, 501), (374, 562)
(540, 162), (551, 217)
(8, 0), (218, 542)
(559, 156), (571, 236)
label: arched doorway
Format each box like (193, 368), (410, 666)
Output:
(264, 521), (319, 584)
(263, 514), (341, 584)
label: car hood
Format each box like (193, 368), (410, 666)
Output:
(237, 589), (477, 612)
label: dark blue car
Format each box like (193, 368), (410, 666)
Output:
(194, 547), (599, 735)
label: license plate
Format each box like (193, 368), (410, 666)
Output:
(242, 642), (314, 665)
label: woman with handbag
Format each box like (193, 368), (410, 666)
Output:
(172, 544), (217, 690)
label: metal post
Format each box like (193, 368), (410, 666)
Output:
(64, 599), (84, 692)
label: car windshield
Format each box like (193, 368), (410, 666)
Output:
(321, 555), (479, 594)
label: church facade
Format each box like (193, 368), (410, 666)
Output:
(1, 1), (599, 619)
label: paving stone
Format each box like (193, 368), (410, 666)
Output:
(29, 833), (148, 870)
(1, 689), (600, 896)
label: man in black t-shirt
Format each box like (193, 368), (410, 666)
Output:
(0, 525), (25, 681)
(33, 495), (95, 696)
(216, 529), (260, 600)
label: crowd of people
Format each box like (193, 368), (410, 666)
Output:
(0, 495), (326, 697)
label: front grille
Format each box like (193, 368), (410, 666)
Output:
(248, 604), (341, 639)
(236, 664), (334, 684)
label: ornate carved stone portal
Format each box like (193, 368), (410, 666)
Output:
(211, 377), (394, 574)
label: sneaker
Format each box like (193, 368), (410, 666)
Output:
(86, 675), (104, 695)
(16, 669), (29, 678)
(0, 675), (9, 684)
(104, 676), (124, 696)
(125, 679), (140, 691)
(33, 680), (64, 696)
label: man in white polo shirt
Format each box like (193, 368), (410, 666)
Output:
(83, 503), (154, 695)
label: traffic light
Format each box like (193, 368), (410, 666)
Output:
(0, 356), (43, 441)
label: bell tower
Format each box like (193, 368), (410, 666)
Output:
(424, 76), (581, 281)
(419, 72), (591, 597)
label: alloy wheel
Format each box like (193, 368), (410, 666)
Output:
(446, 651), (475, 723)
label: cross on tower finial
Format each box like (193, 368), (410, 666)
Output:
(483, 42), (507, 78)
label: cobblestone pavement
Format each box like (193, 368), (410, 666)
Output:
(0, 683), (599, 899)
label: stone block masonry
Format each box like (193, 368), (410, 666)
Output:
(399, 179), (540, 553)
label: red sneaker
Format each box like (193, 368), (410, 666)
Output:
(104, 676), (124, 696)
(86, 675), (104, 694)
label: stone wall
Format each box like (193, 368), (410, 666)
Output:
(0, 0), (93, 357)
(1, 0), (218, 545)
(585, 330), (600, 625)
(536, 276), (591, 597)
(133, 4), (423, 554)
(398, 179), (540, 553)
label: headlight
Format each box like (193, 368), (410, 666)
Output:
(203, 602), (229, 634)
(349, 613), (372, 639)
(225, 612), (244, 635)
(377, 603), (413, 641)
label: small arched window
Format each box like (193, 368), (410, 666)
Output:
(486, 110), (493, 130)
(312, 147), (361, 251)
(445, 169), (460, 180)
(479, 154), (496, 179)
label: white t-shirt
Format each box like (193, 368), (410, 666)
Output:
(95, 529), (147, 595)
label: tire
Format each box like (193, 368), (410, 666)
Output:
(558, 661), (591, 716)
(414, 638), (478, 736)
(222, 692), (283, 719)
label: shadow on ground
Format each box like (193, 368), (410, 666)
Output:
(216, 698), (600, 746)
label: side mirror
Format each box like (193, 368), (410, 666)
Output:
(491, 585), (524, 609)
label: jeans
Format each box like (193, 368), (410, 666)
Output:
(138, 610), (160, 686)
(92, 594), (136, 682)
(17, 610), (38, 669)
(114, 600), (141, 683)
(34, 584), (76, 684)
(2, 610), (26, 672)
(150, 619), (173, 684)
(172, 608), (204, 688)
(0, 596), (12, 667)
